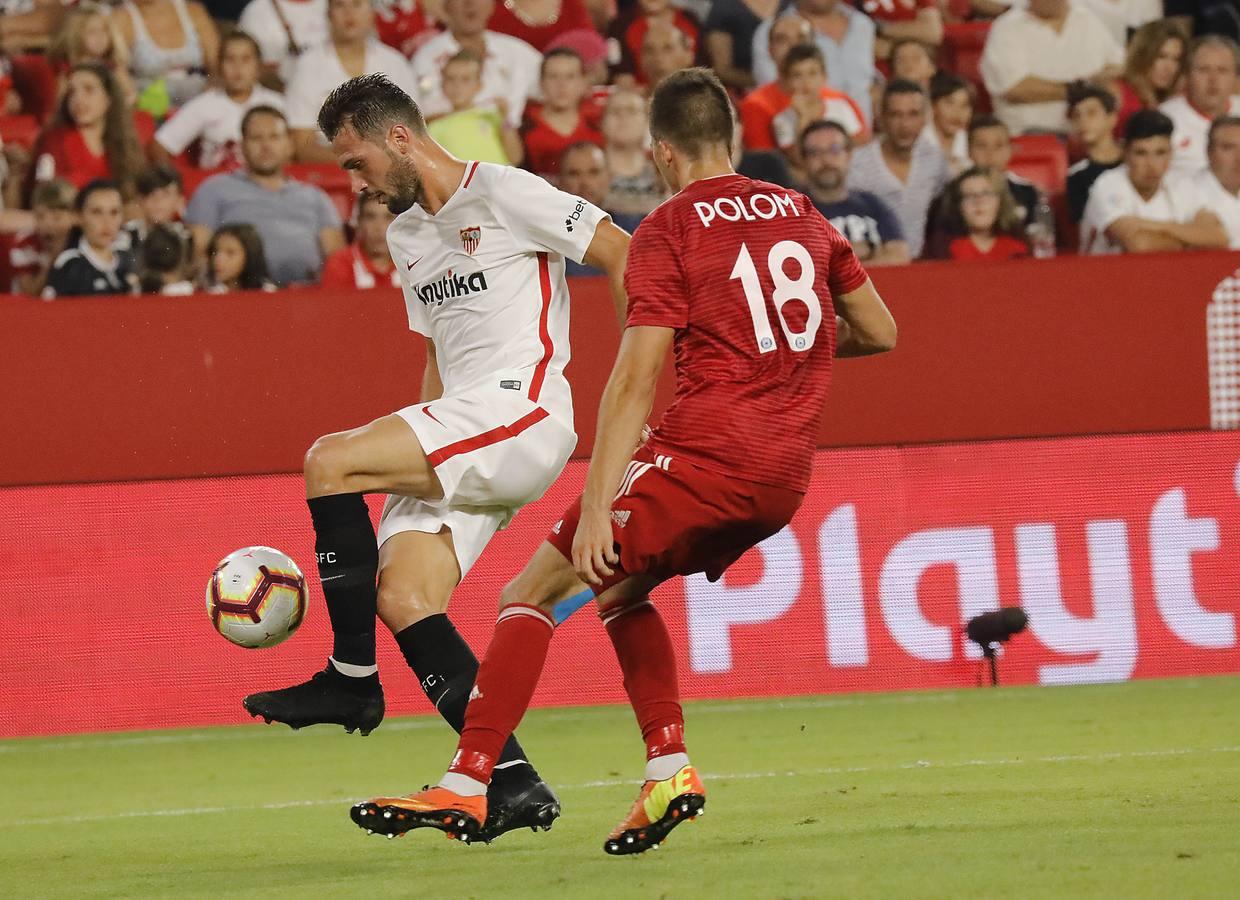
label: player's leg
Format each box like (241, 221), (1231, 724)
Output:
(375, 528), (560, 840)
(243, 415), (439, 732)
(351, 541), (588, 842)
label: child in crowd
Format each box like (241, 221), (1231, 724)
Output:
(10, 179), (77, 296)
(153, 29), (285, 170)
(48, 2), (137, 104)
(42, 179), (139, 299)
(203, 222), (275, 293)
(28, 62), (146, 201)
(600, 88), (665, 217)
(123, 164), (189, 261)
(770, 44), (868, 170)
(934, 167), (1029, 262)
(1066, 83), (1123, 223)
(928, 72), (973, 174)
(426, 51), (524, 167)
(522, 48), (604, 178)
(320, 192), (398, 290)
(140, 223), (195, 295)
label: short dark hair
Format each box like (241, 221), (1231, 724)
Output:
(208, 223), (271, 291)
(881, 78), (926, 111)
(220, 27), (262, 65)
(75, 178), (122, 211)
(779, 43), (825, 77)
(135, 164), (183, 197)
(929, 72), (972, 104)
(1066, 81), (1118, 116)
(648, 67), (733, 158)
(241, 104), (287, 139)
(967, 113), (1008, 142)
(1125, 108), (1174, 144)
(318, 73), (426, 143)
(1209, 115), (1240, 150)
(799, 119), (852, 155)
(542, 46), (584, 77)
(140, 224), (188, 292)
(560, 140), (604, 168)
(31, 178), (76, 211)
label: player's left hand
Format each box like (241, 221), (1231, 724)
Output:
(572, 506), (619, 586)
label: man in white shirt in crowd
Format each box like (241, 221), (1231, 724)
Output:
(1081, 109), (1227, 255)
(410, 0), (541, 130)
(847, 79), (951, 258)
(1194, 116), (1240, 249)
(1162, 36), (1240, 179)
(288, 0), (420, 163)
(153, 30), (286, 170)
(239, 0), (329, 84)
(980, 0), (1122, 135)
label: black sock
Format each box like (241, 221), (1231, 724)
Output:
(395, 614), (530, 768)
(308, 493), (378, 668)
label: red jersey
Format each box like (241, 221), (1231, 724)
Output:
(626, 173), (868, 493)
(947, 234), (1028, 261)
(521, 108), (604, 176)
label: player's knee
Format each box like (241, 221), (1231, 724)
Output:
(376, 579), (448, 633)
(303, 435), (351, 495)
(498, 575), (559, 616)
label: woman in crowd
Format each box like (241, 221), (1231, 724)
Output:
(600, 88), (665, 217)
(933, 167), (1028, 262)
(42, 179), (139, 299)
(110, 0), (219, 116)
(27, 63), (146, 203)
(48, 2), (138, 104)
(487, 0), (595, 52)
(203, 222), (275, 293)
(702, 0), (779, 92)
(1113, 19), (1188, 137)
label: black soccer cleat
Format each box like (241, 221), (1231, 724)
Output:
(478, 765), (562, 843)
(242, 663), (384, 735)
(350, 787), (486, 844)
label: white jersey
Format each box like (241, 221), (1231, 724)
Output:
(1161, 94), (1240, 179)
(154, 86), (286, 169)
(1080, 165), (1206, 255)
(387, 161), (609, 428)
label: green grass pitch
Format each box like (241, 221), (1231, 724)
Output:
(3, 677), (1239, 898)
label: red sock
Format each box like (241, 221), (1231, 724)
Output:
(602, 599), (686, 760)
(450, 603), (555, 784)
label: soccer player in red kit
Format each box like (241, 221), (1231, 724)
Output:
(350, 68), (897, 853)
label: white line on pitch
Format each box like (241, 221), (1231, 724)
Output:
(3, 745), (1238, 829)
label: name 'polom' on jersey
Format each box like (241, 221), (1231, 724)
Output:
(694, 191), (803, 229)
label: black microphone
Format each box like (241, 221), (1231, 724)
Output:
(966, 607), (1028, 648)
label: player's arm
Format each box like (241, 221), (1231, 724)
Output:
(582, 219), (631, 323)
(420, 338), (443, 403)
(833, 278), (897, 358)
(572, 325), (673, 585)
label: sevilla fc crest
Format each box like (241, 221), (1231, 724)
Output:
(460, 226), (481, 255)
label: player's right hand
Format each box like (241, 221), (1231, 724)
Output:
(572, 505), (620, 586)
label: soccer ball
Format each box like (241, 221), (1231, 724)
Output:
(206, 546), (308, 649)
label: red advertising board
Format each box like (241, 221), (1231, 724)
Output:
(3, 430), (1237, 739)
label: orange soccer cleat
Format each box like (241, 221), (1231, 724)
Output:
(603, 764), (707, 855)
(350, 786), (487, 843)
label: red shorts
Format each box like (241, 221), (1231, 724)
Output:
(547, 446), (804, 592)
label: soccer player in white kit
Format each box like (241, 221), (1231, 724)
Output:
(242, 74), (630, 841)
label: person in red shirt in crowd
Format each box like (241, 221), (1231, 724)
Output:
(858, 0), (942, 60)
(374, 0), (432, 58)
(740, 43), (868, 162)
(607, 0), (701, 85)
(522, 48), (604, 177)
(1114, 20), (1188, 139)
(319, 191), (400, 289)
(10, 179), (77, 296)
(27, 62), (151, 204)
(487, 0), (594, 52)
(933, 167), (1029, 262)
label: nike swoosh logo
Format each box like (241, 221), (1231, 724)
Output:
(321, 573), (348, 582)
(423, 406), (444, 427)
(407, 257), (422, 270)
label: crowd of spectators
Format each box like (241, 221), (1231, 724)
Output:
(1, 0), (1239, 298)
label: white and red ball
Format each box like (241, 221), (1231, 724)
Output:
(206, 546), (307, 649)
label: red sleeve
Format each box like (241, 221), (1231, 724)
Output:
(739, 95), (776, 151)
(319, 249), (356, 289)
(624, 214), (690, 329)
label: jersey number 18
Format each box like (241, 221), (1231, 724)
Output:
(728, 240), (823, 355)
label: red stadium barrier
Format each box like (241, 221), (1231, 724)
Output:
(3, 250), (1238, 487)
(2, 430), (1237, 738)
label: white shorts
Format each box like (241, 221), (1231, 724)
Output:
(377, 387), (577, 578)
